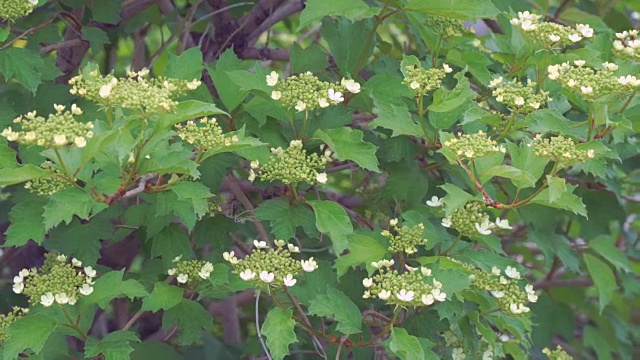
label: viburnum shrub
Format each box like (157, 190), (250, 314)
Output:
(0, 1), (639, 359)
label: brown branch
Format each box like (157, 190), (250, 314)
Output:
(481, 19), (503, 34)
(245, 0), (306, 47)
(104, 174), (158, 205)
(552, 0), (573, 20)
(223, 174), (271, 245)
(239, 47), (290, 61)
(40, 38), (84, 54)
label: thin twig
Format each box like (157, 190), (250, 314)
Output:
(255, 290), (273, 360)
(224, 174), (271, 244)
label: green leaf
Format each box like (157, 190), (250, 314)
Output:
(141, 282), (184, 313)
(367, 73), (422, 137)
(156, 100), (228, 129)
(289, 262), (338, 305)
(583, 325), (614, 360)
(0, 164), (49, 186)
(478, 165), (537, 188)
(45, 217), (112, 266)
(0, 26), (9, 42)
(308, 200), (353, 253)
(523, 109), (580, 137)
(90, 0), (123, 24)
(162, 299), (215, 345)
(200, 136), (268, 162)
(308, 288), (362, 334)
(208, 49), (248, 111)
(42, 188), (103, 231)
(506, 140), (548, 188)
(261, 307), (297, 360)
(4, 199), (47, 246)
(130, 342), (182, 360)
(314, 128), (380, 172)
(584, 253), (617, 314)
(335, 234), (388, 277)
(387, 328), (425, 360)
(445, 49), (493, 86)
(589, 235), (632, 272)
(530, 184), (587, 218)
(298, 0), (379, 30)
(547, 176), (567, 204)
(170, 181), (212, 223)
(84, 331), (140, 360)
(406, 0), (500, 19)
(254, 200), (318, 240)
(428, 73), (475, 129)
(2, 315), (58, 359)
(82, 27), (110, 54)
(439, 183), (477, 215)
(226, 67), (272, 94)
(165, 47), (203, 80)
(290, 43), (329, 73)
(320, 17), (374, 76)
(0, 48), (44, 94)
(150, 224), (192, 267)
(84, 270), (149, 309)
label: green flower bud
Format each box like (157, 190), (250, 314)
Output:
(0, 0), (37, 21)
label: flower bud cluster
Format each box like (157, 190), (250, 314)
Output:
(224, 240), (316, 289)
(543, 345), (573, 360)
(0, 0), (37, 21)
(0, 307), (29, 345)
(465, 263), (538, 315)
(69, 69), (200, 114)
(547, 61), (639, 100)
(442, 329), (468, 360)
(13, 253), (97, 307)
(441, 202), (490, 238)
(402, 63), (453, 96)
(250, 140), (330, 185)
(175, 118), (239, 150)
(489, 77), (552, 114)
(424, 15), (469, 37)
(529, 134), (595, 163)
(24, 163), (73, 196)
(167, 256), (214, 287)
(382, 220), (427, 255)
(442, 204), (513, 237)
(510, 11), (594, 48)
(613, 30), (640, 62)
(443, 131), (506, 161)
(267, 71), (361, 112)
(363, 260), (446, 307)
(2, 105), (93, 148)
(206, 195), (224, 217)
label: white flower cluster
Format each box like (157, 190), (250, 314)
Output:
(510, 11), (594, 48)
(224, 240), (316, 289)
(2, 105), (93, 148)
(467, 264), (538, 315)
(442, 215), (512, 235)
(547, 61), (639, 100)
(613, 30), (640, 62)
(13, 254), (96, 307)
(267, 71), (360, 112)
(489, 76), (552, 114)
(250, 140), (330, 185)
(167, 256), (214, 285)
(363, 260), (447, 307)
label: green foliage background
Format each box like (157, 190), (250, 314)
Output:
(0, 0), (639, 359)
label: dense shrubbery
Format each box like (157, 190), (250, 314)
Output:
(0, 0), (639, 359)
